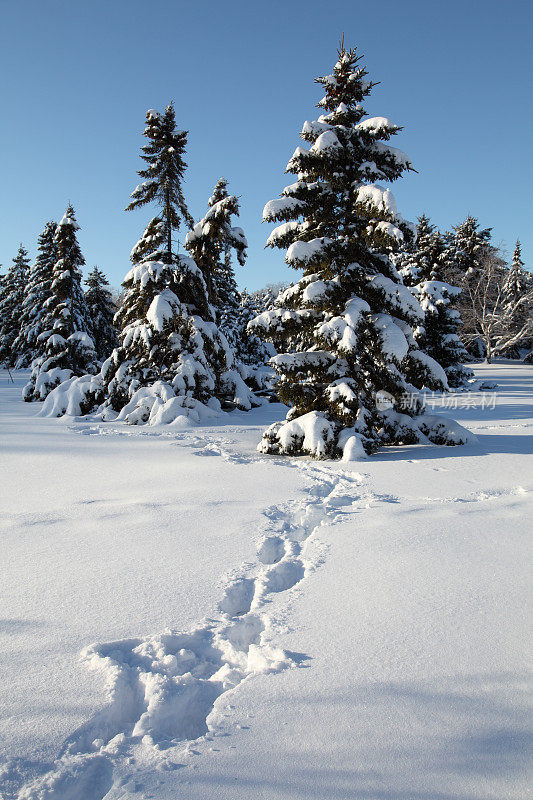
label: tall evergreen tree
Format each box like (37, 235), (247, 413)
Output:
(503, 241), (529, 309)
(40, 108), (258, 420)
(85, 267), (118, 361)
(23, 206), (97, 401)
(501, 241), (532, 357)
(185, 177), (247, 323)
(13, 222), (57, 368)
(100, 104), (231, 414)
(397, 214), (439, 287)
(0, 245), (31, 366)
(443, 215), (494, 286)
(250, 41), (471, 458)
(398, 216), (472, 387)
(125, 104), (193, 261)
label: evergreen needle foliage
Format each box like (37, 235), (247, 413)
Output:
(396, 215), (473, 388)
(250, 41), (471, 458)
(0, 244), (31, 367)
(84, 267), (118, 361)
(13, 223), (57, 368)
(23, 206), (97, 401)
(39, 106), (259, 421)
(125, 104), (193, 261)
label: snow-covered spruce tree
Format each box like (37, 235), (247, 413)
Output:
(396, 214), (436, 287)
(500, 241), (532, 358)
(0, 245), (31, 366)
(102, 247), (229, 417)
(240, 286), (281, 361)
(183, 178), (267, 390)
(84, 267), (118, 361)
(250, 42), (472, 459)
(398, 215), (473, 388)
(41, 106), (256, 420)
(125, 104), (194, 255)
(185, 177), (246, 315)
(444, 216), (493, 286)
(13, 223), (58, 368)
(23, 206), (97, 401)
(231, 288), (278, 397)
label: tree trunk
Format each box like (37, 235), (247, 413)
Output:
(165, 189), (172, 262)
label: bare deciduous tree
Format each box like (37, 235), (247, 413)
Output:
(461, 250), (533, 362)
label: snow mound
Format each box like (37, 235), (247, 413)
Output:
(380, 409), (476, 447)
(259, 411), (344, 459)
(22, 367), (73, 403)
(117, 382), (220, 426)
(39, 373), (105, 417)
(356, 183), (397, 216)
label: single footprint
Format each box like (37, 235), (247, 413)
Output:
(257, 536), (286, 565)
(221, 614), (264, 651)
(262, 559), (305, 593)
(219, 578), (255, 617)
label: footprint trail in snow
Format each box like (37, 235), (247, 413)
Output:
(11, 433), (366, 800)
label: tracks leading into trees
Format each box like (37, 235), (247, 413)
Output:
(10, 428), (371, 800)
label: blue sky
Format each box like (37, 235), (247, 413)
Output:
(0, 0), (531, 290)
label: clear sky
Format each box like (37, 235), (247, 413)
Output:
(0, 0), (531, 290)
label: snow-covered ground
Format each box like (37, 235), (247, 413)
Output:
(1, 363), (531, 800)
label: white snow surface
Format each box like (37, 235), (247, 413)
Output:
(145, 290), (182, 332)
(262, 197), (305, 222)
(309, 130), (342, 154)
(356, 183), (398, 216)
(370, 313), (410, 362)
(286, 237), (334, 265)
(1, 362), (531, 800)
(355, 116), (398, 135)
(373, 219), (404, 242)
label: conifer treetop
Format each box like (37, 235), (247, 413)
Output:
(54, 204), (85, 271)
(446, 215), (497, 285)
(126, 103), (193, 262)
(208, 177), (229, 207)
(451, 215), (492, 256)
(399, 215), (445, 286)
(511, 239), (524, 269)
(315, 38), (377, 118)
(85, 266), (110, 289)
(185, 177), (247, 303)
(13, 242), (31, 267)
(263, 40), (415, 266)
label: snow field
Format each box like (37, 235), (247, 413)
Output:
(8, 446), (371, 797)
(1, 363), (531, 799)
